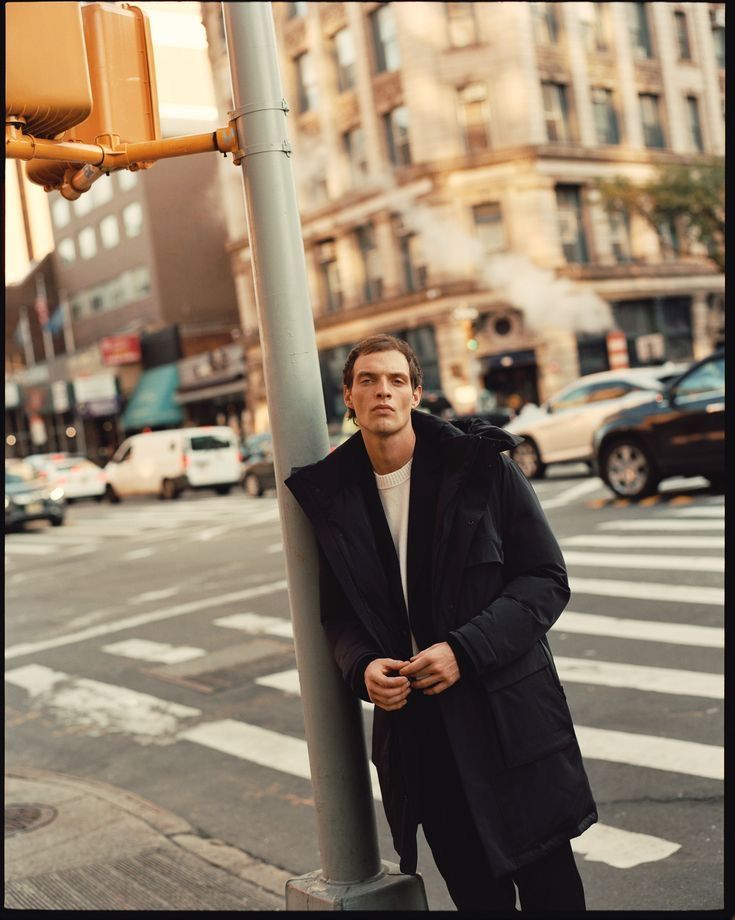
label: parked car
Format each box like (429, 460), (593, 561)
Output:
(104, 426), (241, 501)
(241, 431), (349, 497)
(25, 452), (69, 475)
(41, 454), (107, 502)
(5, 460), (66, 530)
(504, 363), (690, 479)
(593, 351), (724, 500)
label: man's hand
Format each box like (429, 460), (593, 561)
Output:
(364, 658), (412, 711)
(399, 642), (460, 696)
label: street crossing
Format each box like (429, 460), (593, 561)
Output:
(4, 487), (723, 900)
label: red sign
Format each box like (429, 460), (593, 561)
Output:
(100, 334), (142, 366)
(606, 330), (629, 370)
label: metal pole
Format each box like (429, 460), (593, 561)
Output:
(222, 3), (425, 911)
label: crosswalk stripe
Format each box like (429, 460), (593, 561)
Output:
(569, 577), (723, 606)
(554, 657), (722, 699)
(598, 520), (723, 532)
(4, 542), (56, 556)
(562, 535), (723, 549)
(665, 506), (724, 518)
(180, 717), (683, 869)
(214, 612), (294, 638)
(576, 727), (722, 780)
(128, 587), (180, 606)
(539, 479), (604, 510)
(554, 611), (723, 648)
(5, 664), (201, 741)
(102, 639), (206, 664)
(4, 579), (289, 660)
(564, 550), (723, 573)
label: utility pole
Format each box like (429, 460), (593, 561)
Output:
(222, 3), (426, 911)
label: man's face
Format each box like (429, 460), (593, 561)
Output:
(344, 349), (422, 437)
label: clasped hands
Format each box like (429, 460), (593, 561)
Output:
(364, 642), (460, 711)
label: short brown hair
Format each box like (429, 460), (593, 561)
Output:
(342, 334), (423, 420)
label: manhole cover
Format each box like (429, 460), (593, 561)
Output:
(5, 803), (58, 837)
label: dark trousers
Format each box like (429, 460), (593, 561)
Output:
(413, 696), (586, 912)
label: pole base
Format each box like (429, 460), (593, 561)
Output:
(285, 861), (428, 911)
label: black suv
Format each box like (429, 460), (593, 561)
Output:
(593, 351), (724, 500)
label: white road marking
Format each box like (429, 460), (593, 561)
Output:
(192, 525), (233, 541)
(576, 726), (723, 780)
(598, 520), (723, 532)
(569, 577), (723, 606)
(128, 587), (181, 605)
(562, 534), (723, 549)
(571, 823), (680, 869)
(180, 717), (683, 869)
(4, 542), (56, 556)
(5, 665), (200, 743)
(214, 612), (294, 638)
(102, 639), (206, 664)
(266, 543), (283, 554)
(123, 548), (156, 560)
(4, 579), (289, 660)
(554, 657), (722, 699)
(554, 611), (723, 648)
(564, 550), (723, 574)
(256, 669), (301, 694)
(665, 506), (724, 518)
(540, 479), (604, 510)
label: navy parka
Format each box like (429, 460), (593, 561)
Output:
(285, 410), (597, 877)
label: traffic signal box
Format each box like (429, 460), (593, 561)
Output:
(7, 1), (160, 190)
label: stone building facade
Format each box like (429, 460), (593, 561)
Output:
(201, 1), (725, 432)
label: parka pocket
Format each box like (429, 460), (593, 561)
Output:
(479, 644), (574, 770)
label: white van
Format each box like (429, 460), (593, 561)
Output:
(104, 427), (241, 501)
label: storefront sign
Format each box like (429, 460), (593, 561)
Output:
(5, 382), (21, 409)
(51, 380), (71, 414)
(73, 373), (120, 418)
(101, 334), (142, 366)
(177, 343), (245, 391)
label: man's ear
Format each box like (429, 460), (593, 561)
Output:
(411, 385), (423, 408)
(343, 386), (353, 410)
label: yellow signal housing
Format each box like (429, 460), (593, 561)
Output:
(5, 1), (93, 138)
(68, 1), (161, 148)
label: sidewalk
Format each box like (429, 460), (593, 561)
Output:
(5, 767), (293, 910)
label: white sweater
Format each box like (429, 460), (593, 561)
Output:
(374, 457), (419, 656)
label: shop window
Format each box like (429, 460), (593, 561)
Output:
(370, 4), (400, 73)
(556, 185), (588, 264)
(457, 83), (490, 152)
(541, 82), (571, 143)
(384, 105), (411, 166)
(472, 202), (505, 253)
(78, 226), (97, 260)
(446, 2), (479, 48)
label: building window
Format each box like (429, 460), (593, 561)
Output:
(686, 95), (704, 152)
(639, 93), (665, 148)
(580, 1), (609, 53)
(530, 2), (559, 45)
(658, 217), (680, 261)
(122, 202), (143, 238)
(117, 169), (139, 191)
(52, 197), (71, 229)
(383, 106), (411, 166)
(541, 82), (571, 143)
(317, 240), (343, 314)
(446, 2), (478, 48)
(395, 221), (427, 292)
(710, 9), (725, 68)
(591, 87), (620, 145)
(343, 126), (368, 184)
(355, 224), (383, 302)
(295, 52), (318, 113)
(99, 214), (120, 249)
(608, 210), (632, 263)
(90, 177), (113, 208)
(673, 10), (691, 60)
(286, 2), (307, 20)
(73, 192), (93, 217)
(332, 27), (356, 92)
(131, 266), (151, 298)
(457, 83), (490, 152)
(472, 202), (506, 254)
(556, 185), (588, 263)
(78, 226), (97, 260)
(629, 2), (653, 59)
(370, 4), (400, 73)
(57, 237), (76, 265)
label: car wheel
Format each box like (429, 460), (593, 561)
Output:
(94, 494), (105, 503)
(106, 484), (121, 504)
(51, 516), (65, 527)
(600, 438), (660, 500)
(244, 473), (263, 497)
(707, 474), (725, 494)
(510, 439), (546, 479)
(215, 485), (231, 496)
(161, 479), (179, 500)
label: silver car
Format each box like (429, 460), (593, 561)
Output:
(505, 363), (690, 479)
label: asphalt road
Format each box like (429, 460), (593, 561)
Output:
(5, 464), (724, 911)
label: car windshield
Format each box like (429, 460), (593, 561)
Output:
(674, 358), (724, 397)
(189, 435), (234, 451)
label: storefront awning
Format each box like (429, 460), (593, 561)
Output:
(121, 363), (184, 431)
(175, 378), (246, 405)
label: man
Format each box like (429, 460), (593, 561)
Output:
(286, 335), (596, 911)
